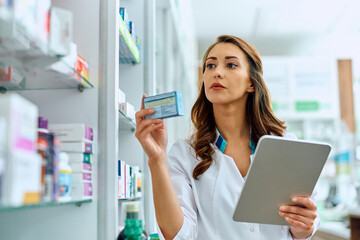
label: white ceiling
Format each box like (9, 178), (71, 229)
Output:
(192, 0), (360, 57)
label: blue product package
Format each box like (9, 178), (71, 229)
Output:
(144, 91), (184, 119)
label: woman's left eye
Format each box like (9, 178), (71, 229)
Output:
(227, 63), (238, 68)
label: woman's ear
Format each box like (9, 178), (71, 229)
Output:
(247, 83), (255, 93)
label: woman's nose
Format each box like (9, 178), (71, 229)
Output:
(213, 67), (223, 79)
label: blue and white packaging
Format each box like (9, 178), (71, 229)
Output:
(143, 91), (184, 119)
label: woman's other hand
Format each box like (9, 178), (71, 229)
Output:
(135, 94), (168, 165)
(279, 196), (317, 239)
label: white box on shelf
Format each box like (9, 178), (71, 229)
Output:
(118, 160), (125, 199)
(125, 164), (130, 198)
(119, 102), (135, 121)
(59, 141), (93, 154)
(0, 64), (25, 89)
(67, 152), (91, 164)
(2, 151), (42, 206)
(49, 7), (72, 57)
(71, 180), (92, 200)
(0, 92), (38, 154)
(0, 0), (35, 52)
(72, 172), (92, 182)
(49, 42), (77, 75)
(70, 162), (92, 173)
(49, 123), (94, 143)
(118, 88), (126, 104)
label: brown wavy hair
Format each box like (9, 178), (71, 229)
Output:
(190, 35), (286, 180)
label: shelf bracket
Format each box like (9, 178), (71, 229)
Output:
(0, 87), (7, 94)
(77, 84), (85, 93)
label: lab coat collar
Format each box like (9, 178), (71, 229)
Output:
(215, 128), (256, 154)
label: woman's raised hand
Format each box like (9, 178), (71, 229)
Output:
(135, 94), (168, 165)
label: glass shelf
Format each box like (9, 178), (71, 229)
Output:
(118, 197), (141, 202)
(119, 15), (140, 64)
(0, 63), (93, 93)
(119, 109), (136, 131)
(0, 199), (92, 212)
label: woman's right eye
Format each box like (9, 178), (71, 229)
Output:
(206, 63), (216, 69)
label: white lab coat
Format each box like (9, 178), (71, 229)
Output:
(156, 132), (320, 240)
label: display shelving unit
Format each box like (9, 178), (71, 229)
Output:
(0, 0), (196, 239)
(0, 0), (100, 239)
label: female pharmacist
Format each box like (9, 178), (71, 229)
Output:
(135, 35), (318, 240)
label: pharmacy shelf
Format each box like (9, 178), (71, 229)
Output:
(0, 64), (93, 93)
(118, 15), (140, 64)
(118, 197), (141, 202)
(0, 199), (92, 212)
(119, 109), (136, 131)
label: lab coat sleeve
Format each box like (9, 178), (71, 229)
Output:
(283, 132), (321, 240)
(156, 139), (198, 240)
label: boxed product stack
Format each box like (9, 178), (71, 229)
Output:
(0, 1), (74, 67)
(119, 7), (140, 50)
(0, 93), (42, 206)
(118, 160), (142, 200)
(38, 117), (72, 203)
(49, 123), (94, 201)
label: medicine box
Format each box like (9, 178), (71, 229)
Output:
(59, 141), (93, 154)
(71, 181), (92, 200)
(120, 102), (135, 121)
(0, 65), (25, 90)
(143, 91), (184, 119)
(67, 153), (91, 164)
(49, 123), (93, 143)
(49, 7), (72, 57)
(118, 88), (126, 104)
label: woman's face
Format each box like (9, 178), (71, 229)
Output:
(203, 42), (254, 105)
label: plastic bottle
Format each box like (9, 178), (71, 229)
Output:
(58, 152), (72, 202)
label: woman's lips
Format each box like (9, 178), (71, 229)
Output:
(210, 83), (225, 89)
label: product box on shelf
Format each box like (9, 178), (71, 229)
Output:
(119, 102), (135, 121)
(125, 164), (130, 198)
(42, 133), (60, 203)
(74, 54), (89, 83)
(49, 42), (77, 75)
(70, 162), (92, 173)
(71, 180), (92, 200)
(49, 123), (93, 143)
(49, 7), (72, 57)
(59, 141), (93, 154)
(37, 116), (49, 200)
(0, 93), (42, 206)
(30, 0), (51, 55)
(119, 7), (129, 31)
(0, 93), (38, 154)
(129, 21), (136, 42)
(58, 152), (72, 202)
(132, 166), (142, 198)
(67, 153), (91, 164)
(0, 0), (33, 53)
(118, 160), (125, 199)
(72, 172), (92, 182)
(118, 88), (126, 105)
(0, 64), (25, 89)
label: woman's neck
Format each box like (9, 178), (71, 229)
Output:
(213, 103), (250, 142)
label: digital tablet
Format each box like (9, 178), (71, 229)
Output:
(232, 135), (331, 226)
